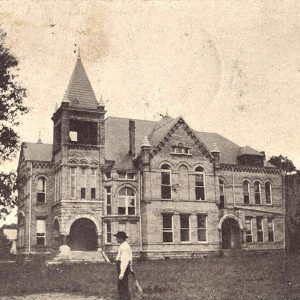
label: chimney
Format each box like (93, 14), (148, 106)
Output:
(129, 120), (135, 156)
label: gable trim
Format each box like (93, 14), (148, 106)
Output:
(150, 117), (214, 160)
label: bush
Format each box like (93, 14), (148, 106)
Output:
(0, 228), (12, 260)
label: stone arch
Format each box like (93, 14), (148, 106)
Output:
(68, 158), (79, 165)
(158, 160), (174, 169)
(218, 214), (243, 230)
(219, 215), (243, 249)
(64, 214), (101, 235)
(114, 183), (137, 198)
(175, 161), (191, 171)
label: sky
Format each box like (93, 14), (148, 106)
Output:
(0, 0), (299, 223)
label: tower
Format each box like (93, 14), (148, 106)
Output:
(51, 54), (105, 252)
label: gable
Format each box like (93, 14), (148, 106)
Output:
(150, 117), (213, 160)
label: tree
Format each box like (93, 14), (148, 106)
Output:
(268, 155), (296, 173)
(0, 227), (12, 259)
(0, 28), (28, 219)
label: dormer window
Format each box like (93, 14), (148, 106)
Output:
(172, 143), (191, 155)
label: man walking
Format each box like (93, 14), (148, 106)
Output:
(114, 231), (132, 300)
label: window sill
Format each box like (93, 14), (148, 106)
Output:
(171, 152), (192, 156)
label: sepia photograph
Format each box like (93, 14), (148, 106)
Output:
(0, 1), (299, 299)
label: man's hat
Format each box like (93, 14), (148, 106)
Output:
(113, 231), (129, 239)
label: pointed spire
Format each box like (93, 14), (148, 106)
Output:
(77, 46), (81, 59)
(141, 136), (151, 148)
(62, 54), (99, 109)
(165, 108), (169, 117)
(37, 131), (42, 144)
(98, 94), (105, 107)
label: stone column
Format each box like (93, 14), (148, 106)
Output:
(97, 234), (102, 251)
(59, 234), (70, 255)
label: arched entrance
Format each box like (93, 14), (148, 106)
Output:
(68, 218), (97, 251)
(221, 218), (241, 249)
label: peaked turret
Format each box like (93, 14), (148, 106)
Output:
(62, 54), (99, 109)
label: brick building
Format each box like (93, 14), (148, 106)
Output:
(16, 55), (285, 259)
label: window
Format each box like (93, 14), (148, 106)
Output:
(162, 214), (173, 242)
(106, 221), (112, 244)
(243, 180), (250, 204)
(254, 181), (261, 205)
(106, 187), (112, 215)
(197, 214), (207, 242)
(172, 143), (191, 155)
(161, 164), (171, 199)
(256, 217), (264, 242)
(267, 218), (275, 242)
(117, 172), (135, 180)
(91, 168), (96, 199)
(219, 179), (225, 208)
(118, 187), (136, 215)
(70, 167), (76, 198)
(37, 177), (46, 203)
(69, 131), (78, 142)
(36, 218), (46, 246)
(245, 217), (253, 243)
(81, 188), (86, 199)
(91, 188), (96, 199)
(195, 167), (205, 201)
(265, 182), (272, 204)
(180, 214), (190, 242)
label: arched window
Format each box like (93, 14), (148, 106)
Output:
(219, 179), (225, 208)
(161, 164), (172, 200)
(265, 182), (272, 204)
(37, 177), (46, 203)
(118, 187), (136, 215)
(243, 180), (250, 204)
(195, 166), (205, 201)
(254, 181), (261, 205)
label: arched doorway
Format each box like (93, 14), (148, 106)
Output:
(68, 218), (97, 251)
(221, 218), (241, 249)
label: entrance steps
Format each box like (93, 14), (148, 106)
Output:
(48, 250), (107, 264)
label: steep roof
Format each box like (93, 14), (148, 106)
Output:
(105, 116), (156, 169)
(238, 146), (264, 157)
(21, 142), (52, 162)
(19, 117), (274, 169)
(62, 55), (100, 109)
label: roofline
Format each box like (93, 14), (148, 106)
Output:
(104, 115), (157, 123)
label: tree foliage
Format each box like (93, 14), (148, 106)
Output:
(0, 28), (28, 219)
(268, 154), (296, 173)
(0, 28), (28, 160)
(0, 227), (12, 259)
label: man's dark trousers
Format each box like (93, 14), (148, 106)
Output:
(117, 261), (131, 300)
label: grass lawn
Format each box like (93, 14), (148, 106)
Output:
(0, 253), (299, 299)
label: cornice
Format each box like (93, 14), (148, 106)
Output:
(220, 164), (281, 175)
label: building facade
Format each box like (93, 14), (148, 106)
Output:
(16, 55), (285, 259)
